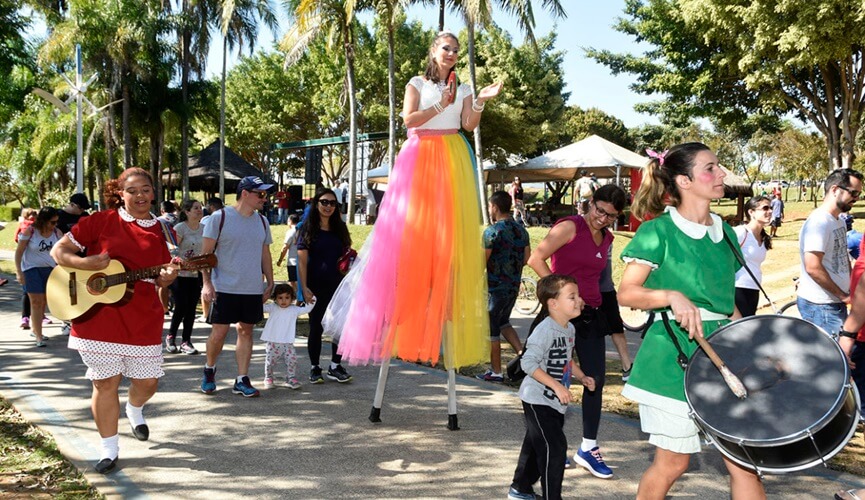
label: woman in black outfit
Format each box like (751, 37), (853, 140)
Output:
(297, 189), (353, 384)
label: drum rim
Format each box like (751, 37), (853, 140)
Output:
(696, 387), (861, 474)
(685, 315), (851, 446)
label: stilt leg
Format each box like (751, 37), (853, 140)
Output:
(446, 368), (459, 430)
(369, 360), (391, 423)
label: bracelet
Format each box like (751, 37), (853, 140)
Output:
(472, 100), (485, 113)
(839, 329), (857, 339)
(433, 102), (444, 114)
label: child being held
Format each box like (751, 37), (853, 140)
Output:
(508, 274), (593, 500)
(262, 284), (315, 389)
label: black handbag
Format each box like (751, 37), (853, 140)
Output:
(506, 351), (528, 382)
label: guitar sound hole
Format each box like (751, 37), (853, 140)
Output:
(87, 275), (108, 295)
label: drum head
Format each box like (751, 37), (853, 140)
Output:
(685, 316), (850, 445)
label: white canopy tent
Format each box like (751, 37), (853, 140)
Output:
(484, 134), (647, 185)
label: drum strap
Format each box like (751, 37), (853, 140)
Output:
(722, 231), (777, 313)
(660, 311), (690, 371)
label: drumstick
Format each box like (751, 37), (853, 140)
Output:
(694, 335), (748, 399)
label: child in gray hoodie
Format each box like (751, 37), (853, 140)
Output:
(508, 274), (594, 500)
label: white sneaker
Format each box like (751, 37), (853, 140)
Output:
(263, 378), (275, 389)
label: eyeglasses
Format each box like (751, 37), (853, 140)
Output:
(837, 185), (862, 199)
(319, 199), (338, 207)
(440, 45), (459, 55)
(248, 190), (268, 199)
(593, 203), (618, 220)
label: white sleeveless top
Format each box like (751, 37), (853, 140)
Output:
(733, 225), (767, 290)
(407, 76), (472, 130)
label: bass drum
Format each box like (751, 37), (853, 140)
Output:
(684, 315), (859, 474)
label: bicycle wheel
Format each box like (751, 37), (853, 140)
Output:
(514, 277), (541, 315)
(620, 306), (649, 333)
(777, 300), (800, 318)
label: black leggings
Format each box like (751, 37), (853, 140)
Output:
(307, 287), (341, 367)
(169, 275), (202, 343)
(529, 309), (608, 440)
(511, 402), (566, 500)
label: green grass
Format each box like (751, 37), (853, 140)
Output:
(0, 397), (102, 499)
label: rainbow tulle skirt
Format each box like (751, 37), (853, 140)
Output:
(323, 129), (489, 369)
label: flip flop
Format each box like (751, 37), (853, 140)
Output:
(836, 489), (865, 500)
(0, 278), (7, 286)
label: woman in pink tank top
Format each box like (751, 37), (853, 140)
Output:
(526, 184), (627, 479)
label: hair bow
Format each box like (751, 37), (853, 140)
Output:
(646, 148), (669, 165)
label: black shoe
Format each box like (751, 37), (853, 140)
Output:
(95, 457), (117, 474)
(326, 365), (353, 383)
(309, 366), (324, 384)
(130, 423), (149, 441)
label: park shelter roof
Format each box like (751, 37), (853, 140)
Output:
(162, 139), (274, 193)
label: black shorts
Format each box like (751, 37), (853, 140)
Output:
(488, 292), (517, 339)
(599, 290), (624, 335)
(287, 265), (298, 282)
(209, 292), (264, 325)
(770, 217), (782, 227)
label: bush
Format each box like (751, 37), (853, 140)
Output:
(0, 206), (21, 222)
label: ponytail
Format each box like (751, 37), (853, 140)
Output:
(631, 142), (712, 221)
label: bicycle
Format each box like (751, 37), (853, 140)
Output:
(777, 277), (800, 318)
(514, 276), (541, 315)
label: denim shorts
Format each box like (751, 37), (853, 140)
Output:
(488, 292), (517, 340)
(796, 297), (846, 337)
(23, 267), (53, 294)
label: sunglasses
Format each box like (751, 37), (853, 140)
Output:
(757, 206), (772, 211)
(319, 199), (338, 207)
(247, 190), (268, 199)
(837, 185), (862, 199)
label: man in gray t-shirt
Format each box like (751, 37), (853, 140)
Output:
(200, 176), (275, 398)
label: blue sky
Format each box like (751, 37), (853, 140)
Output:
(206, 1), (656, 128)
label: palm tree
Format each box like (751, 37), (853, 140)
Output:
(282, 0), (362, 222)
(218, 0), (278, 198)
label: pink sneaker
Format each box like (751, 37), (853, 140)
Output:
(20, 317), (30, 330)
(42, 317), (52, 325)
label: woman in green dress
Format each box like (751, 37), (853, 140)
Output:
(618, 142), (765, 499)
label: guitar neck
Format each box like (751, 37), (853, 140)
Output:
(105, 264), (165, 287)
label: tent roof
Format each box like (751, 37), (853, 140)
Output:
(162, 139), (274, 193)
(484, 134), (647, 183)
(719, 164), (753, 196)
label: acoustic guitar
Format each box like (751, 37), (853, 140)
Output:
(46, 254), (217, 321)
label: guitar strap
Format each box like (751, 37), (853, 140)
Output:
(158, 220), (178, 256)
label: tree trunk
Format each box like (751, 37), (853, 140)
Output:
(387, 21), (396, 173)
(105, 103), (116, 179)
(220, 36), (227, 200)
(150, 121), (163, 206)
(345, 33), (358, 224)
(180, 0), (191, 200)
(438, 0), (445, 31)
(466, 23), (489, 225)
(122, 81), (132, 169)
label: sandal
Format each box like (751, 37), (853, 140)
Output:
(0, 278), (7, 286)
(836, 489), (865, 500)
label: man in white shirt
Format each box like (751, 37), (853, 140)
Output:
(798, 168), (864, 335)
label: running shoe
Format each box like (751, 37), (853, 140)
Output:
(232, 376), (260, 397)
(574, 447), (613, 479)
(201, 367), (216, 394)
(286, 378), (302, 390)
(263, 377), (275, 389)
(622, 366), (631, 382)
(326, 365), (353, 383)
(309, 366), (324, 384)
(20, 317), (29, 330)
(475, 370), (504, 382)
(165, 336), (178, 354)
(507, 486), (536, 500)
(180, 342), (198, 355)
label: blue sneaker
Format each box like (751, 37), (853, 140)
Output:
(475, 369), (504, 382)
(574, 447), (613, 478)
(507, 486), (536, 500)
(232, 376), (260, 398)
(201, 367), (216, 394)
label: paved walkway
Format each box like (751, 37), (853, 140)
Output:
(0, 271), (863, 498)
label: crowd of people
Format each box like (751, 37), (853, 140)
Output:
(9, 29), (865, 500)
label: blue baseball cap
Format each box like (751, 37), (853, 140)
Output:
(237, 176), (274, 195)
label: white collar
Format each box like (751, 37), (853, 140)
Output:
(666, 206), (723, 242)
(119, 206), (158, 228)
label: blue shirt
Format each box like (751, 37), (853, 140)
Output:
(849, 230), (862, 259)
(771, 198), (784, 219)
(483, 218), (529, 295)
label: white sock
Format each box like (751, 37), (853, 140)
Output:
(330, 362), (339, 370)
(101, 434), (119, 461)
(236, 375), (247, 383)
(205, 364), (215, 370)
(581, 438), (598, 452)
(126, 402), (146, 427)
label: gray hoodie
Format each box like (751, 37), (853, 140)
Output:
(518, 316), (576, 414)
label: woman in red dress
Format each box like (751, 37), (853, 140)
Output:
(51, 168), (178, 474)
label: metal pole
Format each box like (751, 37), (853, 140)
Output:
(76, 44), (84, 193)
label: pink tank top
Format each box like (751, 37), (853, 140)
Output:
(550, 215), (613, 307)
